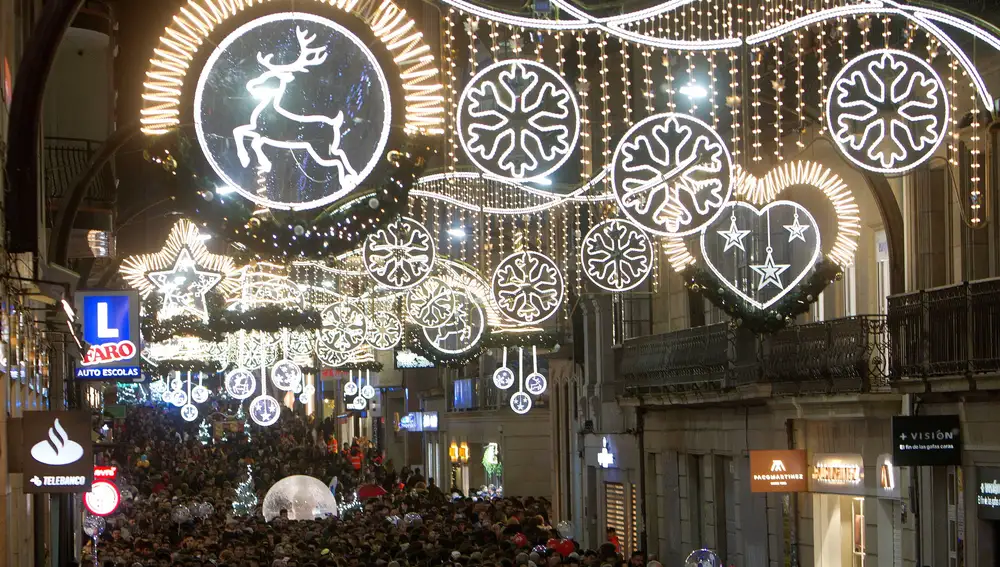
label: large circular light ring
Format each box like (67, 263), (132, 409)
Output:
(610, 112), (734, 237)
(826, 49), (949, 176)
(194, 11), (392, 211)
(422, 290), (486, 355)
(491, 250), (565, 325)
(362, 217), (436, 290)
(580, 218), (654, 292)
(457, 59), (581, 183)
(84, 481), (121, 517)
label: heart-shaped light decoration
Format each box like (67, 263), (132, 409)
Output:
(665, 160), (861, 314)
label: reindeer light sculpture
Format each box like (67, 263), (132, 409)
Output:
(233, 27), (359, 189)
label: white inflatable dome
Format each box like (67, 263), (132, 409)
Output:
(261, 475), (338, 522)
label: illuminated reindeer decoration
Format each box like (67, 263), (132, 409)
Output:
(233, 27), (359, 187)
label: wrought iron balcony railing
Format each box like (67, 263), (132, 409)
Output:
(888, 279), (1000, 379)
(44, 137), (116, 203)
(617, 315), (889, 397)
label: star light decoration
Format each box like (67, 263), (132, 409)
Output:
(121, 219), (239, 321)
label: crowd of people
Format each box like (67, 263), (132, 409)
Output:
(85, 404), (653, 567)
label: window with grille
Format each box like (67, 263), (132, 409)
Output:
(605, 482), (627, 555)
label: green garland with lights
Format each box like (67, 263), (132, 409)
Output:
(141, 293), (322, 343)
(144, 130), (435, 263)
(142, 358), (222, 377)
(401, 327), (563, 367)
(681, 258), (844, 334)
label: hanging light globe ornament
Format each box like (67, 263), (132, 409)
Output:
(362, 217), (436, 290)
(298, 393), (311, 404)
(249, 394), (281, 427)
(361, 384), (376, 400)
(224, 368), (256, 400)
(271, 359), (303, 392)
(343, 381), (359, 397)
(406, 277), (457, 328)
(170, 377), (184, 392)
(180, 404), (199, 422)
(303, 384), (316, 396)
(191, 385), (210, 404)
(493, 367), (515, 390)
(510, 391), (532, 415)
(171, 390), (189, 408)
(525, 372), (547, 396)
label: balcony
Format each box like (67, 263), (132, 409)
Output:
(888, 279), (1000, 381)
(617, 315), (889, 398)
(44, 137), (116, 204)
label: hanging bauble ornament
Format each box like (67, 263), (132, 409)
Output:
(271, 359), (303, 392)
(249, 394), (281, 427)
(224, 368), (256, 400)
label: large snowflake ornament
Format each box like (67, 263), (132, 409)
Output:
(366, 311), (403, 350)
(611, 112), (733, 237)
(491, 250), (565, 324)
(406, 277), (457, 328)
(581, 219), (654, 292)
(320, 303), (367, 351)
(458, 59), (580, 181)
(827, 49), (948, 175)
(363, 217), (435, 290)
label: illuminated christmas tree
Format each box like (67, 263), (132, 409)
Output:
(232, 464), (257, 517)
(117, 383), (145, 405)
(198, 419), (211, 445)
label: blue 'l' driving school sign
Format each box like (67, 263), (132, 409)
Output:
(74, 291), (141, 380)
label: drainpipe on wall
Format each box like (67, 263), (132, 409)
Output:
(785, 418), (798, 567)
(637, 402), (647, 555)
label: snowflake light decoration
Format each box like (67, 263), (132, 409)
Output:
(121, 219), (238, 321)
(406, 277), (456, 327)
(231, 331), (278, 369)
(320, 303), (368, 352)
(581, 219), (654, 292)
(315, 333), (352, 367)
(423, 290), (486, 355)
(491, 251), (565, 324)
(366, 311), (403, 350)
(611, 112), (733, 237)
(363, 217), (436, 290)
(457, 59), (580, 182)
(224, 368), (256, 400)
(827, 49), (948, 175)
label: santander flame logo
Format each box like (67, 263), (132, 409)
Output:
(30, 418), (84, 466)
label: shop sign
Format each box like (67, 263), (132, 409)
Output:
(977, 467), (1000, 520)
(749, 450), (807, 492)
(399, 411), (439, 432)
(891, 415), (961, 466)
(421, 412), (439, 431)
(74, 290), (141, 380)
(810, 453), (865, 495)
(21, 411), (93, 493)
(94, 466), (117, 480)
(876, 454), (900, 499)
